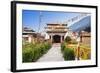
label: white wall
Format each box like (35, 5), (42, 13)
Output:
(0, 0), (100, 73)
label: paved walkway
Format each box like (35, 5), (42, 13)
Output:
(37, 43), (64, 62)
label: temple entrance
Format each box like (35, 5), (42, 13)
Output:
(53, 35), (61, 43)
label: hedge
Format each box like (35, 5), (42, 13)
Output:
(22, 42), (51, 62)
(61, 42), (75, 60)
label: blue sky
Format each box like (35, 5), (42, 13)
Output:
(22, 10), (82, 33)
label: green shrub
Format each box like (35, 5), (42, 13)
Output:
(63, 48), (75, 60)
(32, 47), (40, 61)
(22, 42), (51, 62)
(64, 36), (71, 43)
(61, 42), (75, 60)
(22, 47), (34, 62)
(61, 42), (66, 52)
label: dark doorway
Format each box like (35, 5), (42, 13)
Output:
(53, 35), (61, 43)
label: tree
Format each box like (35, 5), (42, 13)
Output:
(64, 36), (71, 43)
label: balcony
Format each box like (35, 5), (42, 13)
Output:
(46, 29), (67, 33)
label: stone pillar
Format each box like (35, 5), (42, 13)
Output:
(28, 35), (32, 43)
(61, 36), (62, 43)
(51, 35), (53, 43)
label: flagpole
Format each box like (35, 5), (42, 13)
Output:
(38, 11), (42, 33)
(37, 11), (42, 42)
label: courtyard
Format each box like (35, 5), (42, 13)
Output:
(22, 10), (91, 63)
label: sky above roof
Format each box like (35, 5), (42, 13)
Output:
(22, 10), (83, 33)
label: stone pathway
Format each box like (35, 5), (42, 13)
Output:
(37, 43), (64, 62)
